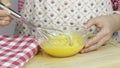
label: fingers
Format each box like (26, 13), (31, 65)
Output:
(0, 0), (11, 27)
(0, 16), (11, 21)
(0, 16), (12, 27)
(0, 20), (10, 27)
(0, 10), (10, 16)
(1, 0), (11, 7)
(85, 29), (107, 48)
(81, 35), (111, 53)
(84, 20), (95, 29)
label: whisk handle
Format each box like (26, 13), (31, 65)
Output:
(0, 2), (22, 20)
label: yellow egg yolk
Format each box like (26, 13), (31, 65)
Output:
(40, 32), (85, 57)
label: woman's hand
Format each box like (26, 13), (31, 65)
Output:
(0, 0), (12, 27)
(81, 14), (120, 53)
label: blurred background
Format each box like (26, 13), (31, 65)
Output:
(0, 0), (18, 35)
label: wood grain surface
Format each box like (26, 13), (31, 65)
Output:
(23, 43), (120, 68)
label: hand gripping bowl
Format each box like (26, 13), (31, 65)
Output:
(36, 28), (88, 57)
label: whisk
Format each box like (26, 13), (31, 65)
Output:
(0, 2), (35, 29)
(0, 2), (69, 41)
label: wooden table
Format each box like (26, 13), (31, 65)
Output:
(23, 43), (120, 68)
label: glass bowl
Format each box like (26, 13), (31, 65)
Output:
(36, 29), (87, 57)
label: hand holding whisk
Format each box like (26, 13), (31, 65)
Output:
(0, 2), (70, 40)
(0, 2), (35, 29)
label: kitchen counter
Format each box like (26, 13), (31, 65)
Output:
(23, 43), (120, 68)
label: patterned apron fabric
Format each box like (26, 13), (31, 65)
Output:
(15, 0), (115, 39)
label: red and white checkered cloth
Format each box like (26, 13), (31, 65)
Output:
(0, 35), (39, 68)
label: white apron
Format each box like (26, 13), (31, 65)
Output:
(15, 0), (120, 41)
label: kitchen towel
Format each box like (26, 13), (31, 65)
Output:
(0, 35), (39, 68)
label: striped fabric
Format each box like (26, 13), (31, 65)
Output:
(18, 0), (25, 12)
(111, 0), (120, 10)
